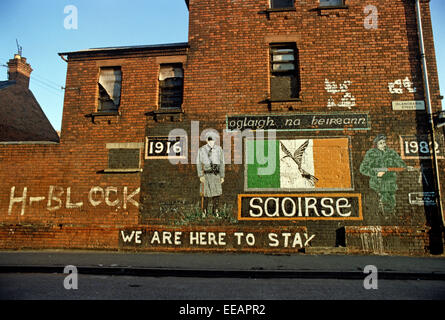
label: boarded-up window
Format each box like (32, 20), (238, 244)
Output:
(270, 0), (294, 9)
(159, 64), (184, 109)
(319, 0), (344, 7)
(270, 44), (300, 101)
(98, 67), (122, 112)
(108, 149), (140, 170)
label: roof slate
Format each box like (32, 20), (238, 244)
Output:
(0, 80), (16, 90)
(0, 81), (60, 142)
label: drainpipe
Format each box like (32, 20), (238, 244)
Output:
(415, 0), (444, 226)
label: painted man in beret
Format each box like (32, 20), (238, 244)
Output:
(360, 134), (407, 213)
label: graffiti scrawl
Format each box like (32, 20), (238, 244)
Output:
(388, 77), (416, 94)
(325, 79), (356, 109)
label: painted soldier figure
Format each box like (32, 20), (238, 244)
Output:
(360, 134), (407, 213)
(196, 132), (225, 216)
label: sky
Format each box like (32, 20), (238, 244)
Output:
(0, 0), (444, 131)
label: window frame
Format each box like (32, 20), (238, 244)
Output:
(318, 0), (345, 8)
(158, 63), (184, 110)
(97, 66), (122, 113)
(269, 43), (301, 101)
(269, 0), (294, 10)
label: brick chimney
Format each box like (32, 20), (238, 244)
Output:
(7, 54), (33, 88)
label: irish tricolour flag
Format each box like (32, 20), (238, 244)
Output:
(246, 138), (352, 190)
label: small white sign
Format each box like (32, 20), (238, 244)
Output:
(409, 192), (436, 206)
(392, 101), (425, 111)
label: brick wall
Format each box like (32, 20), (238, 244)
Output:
(0, 0), (443, 255)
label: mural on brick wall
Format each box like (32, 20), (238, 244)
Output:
(245, 137), (352, 191)
(196, 131), (225, 216)
(131, 116), (373, 251)
(240, 135), (361, 221)
(119, 228), (316, 250)
(1, 0), (443, 256)
(359, 134), (409, 213)
(238, 194), (363, 220)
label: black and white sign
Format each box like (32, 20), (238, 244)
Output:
(400, 135), (444, 159)
(145, 136), (187, 159)
(227, 113), (370, 131)
(238, 194), (363, 220)
(392, 101), (425, 111)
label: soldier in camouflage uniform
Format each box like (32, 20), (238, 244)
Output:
(360, 135), (407, 213)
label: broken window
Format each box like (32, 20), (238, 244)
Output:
(98, 67), (122, 112)
(270, 0), (294, 9)
(159, 64), (184, 109)
(319, 0), (344, 7)
(270, 43), (300, 101)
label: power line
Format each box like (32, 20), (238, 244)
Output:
(32, 83), (63, 97)
(32, 71), (65, 88)
(0, 61), (64, 99)
(32, 80), (63, 94)
(31, 74), (63, 91)
(31, 78), (63, 96)
(1, 66), (63, 95)
(1, 61), (64, 98)
(0, 60), (65, 89)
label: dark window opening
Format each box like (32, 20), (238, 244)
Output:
(319, 0), (344, 7)
(108, 148), (140, 170)
(270, 43), (300, 101)
(270, 0), (294, 9)
(98, 67), (122, 112)
(159, 64), (184, 110)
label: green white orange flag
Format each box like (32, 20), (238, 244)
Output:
(246, 138), (352, 190)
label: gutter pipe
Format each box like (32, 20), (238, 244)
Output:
(415, 0), (444, 226)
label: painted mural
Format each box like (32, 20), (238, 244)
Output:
(359, 135), (408, 213)
(196, 132), (225, 216)
(245, 137), (352, 191)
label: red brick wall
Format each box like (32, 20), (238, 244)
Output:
(0, 0), (443, 255)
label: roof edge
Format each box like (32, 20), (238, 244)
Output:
(0, 141), (59, 145)
(58, 42), (189, 57)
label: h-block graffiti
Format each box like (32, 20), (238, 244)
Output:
(8, 186), (140, 216)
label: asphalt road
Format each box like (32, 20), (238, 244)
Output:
(1, 273), (445, 300)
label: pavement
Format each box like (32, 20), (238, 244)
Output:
(1, 250), (445, 280)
